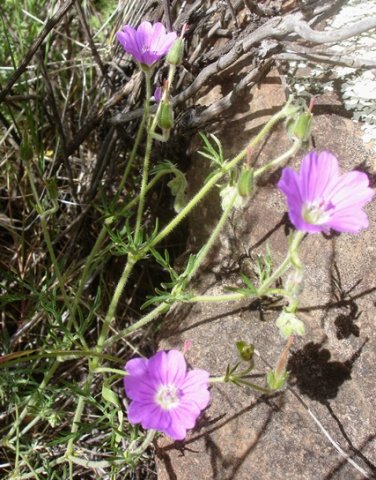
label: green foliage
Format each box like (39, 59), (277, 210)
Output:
(198, 132), (225, 168)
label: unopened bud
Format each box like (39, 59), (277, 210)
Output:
(236, 341), (254, 362)
(266, 369), (289, 391)
(276, 310), (305, 338)
(158, 101), (174, 130)
(237, 168), (254, 197)
(166, 38), (184, 65)
(290, 111), (312, 141)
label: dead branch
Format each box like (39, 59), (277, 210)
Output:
(111, 4), (376, 128)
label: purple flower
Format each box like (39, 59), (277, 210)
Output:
(278, 151), (374, 234)
(117, 21), (177, 67)
(124, 350), (210, 440)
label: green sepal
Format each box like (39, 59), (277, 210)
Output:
(166, 38), (184, 65)
(266, 370), (289, 390)
(237, 168), (254, 197)
(158, 101), (174, 130)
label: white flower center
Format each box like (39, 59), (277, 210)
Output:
(302, 198), (335, 225)
(155, 384), (181, 410)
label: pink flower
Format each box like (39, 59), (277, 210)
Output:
(277, 151), (374, 234)
(124, 350), (210, 440)
(117, 21), (177, 67)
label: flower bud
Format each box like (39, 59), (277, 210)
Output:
(236, 341), (254, 362)
(157, 101), (174, 130)
(166, 38), (184, 65)
(237, 168), (254, 197)
(266, 369), (289, 391)
(276, 310), (305, 338)
(289, 111), (312, 141)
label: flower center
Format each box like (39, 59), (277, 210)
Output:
(302, 198), (335, 225)
(155, 384), (181, 411)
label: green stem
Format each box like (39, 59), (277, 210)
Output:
(189, 292), (245, 303)
(104, 301), (169, 348)
(167, 64), (176, 90)
(93, 367), (127, 376)
(209, 376), (226, 383)
(188, 231), (304, 303)
(134, 72), (153, 239)
(144, 103), (289, 252)
(65, 255), (136, 459)
(186, 191), (238, 284)
(117, 109), (147, 195)
(130, 429), (157, 455)
(257, 230), (304, 296)
(254, 139), (301, 178)
(104, 107), (294, 345)
(234, 378), (271, 394)
(95, 255), (136, 357)
(66, 372), (94, 457)
(118, 170), (171, 225)
(208, 375), (271, 393)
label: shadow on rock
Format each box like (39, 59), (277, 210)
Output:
(287, 340), (367, 403)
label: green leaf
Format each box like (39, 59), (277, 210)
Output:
(102, 384), (121, 409)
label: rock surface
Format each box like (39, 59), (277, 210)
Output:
(156, 74), (376, 479)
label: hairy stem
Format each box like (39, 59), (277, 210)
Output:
(134, 71), (153, 239)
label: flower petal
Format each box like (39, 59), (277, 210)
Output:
(124, 374), (157, 402)
(140, 404), (171, 432)
(278, 167), (306, 230)
(299, 151), (340, 203)
(118, 26), (143, 62)
(165, 403), (202, 440)
(128, 400), (149, 424)
(125, 357), (148, 376)
(148, 350), (187, 385)
(180, 369), (210, 409)
(326, 209), (369, 233)
(327, 171), (374, 209)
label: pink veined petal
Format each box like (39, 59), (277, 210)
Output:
(140, 404), (172, 432)
(116, 31), (128, 51)
(137, 21), (153, 49)
(141, 50), (162, 66)
(124, 374), (157, 402)
(150, 22), (167, 47)
(118, 28), (143, 62)
(325, 171), (374, 209)
(154, 30), (177, 54)
(125, 357), (149, 376)
(174, 399), (204, 428)
(326, 209), (369, 233)
(128, 400), (150, 424)
(182, 388), (210, 411)
(165, 402), (203, 440)
(299, 151), (340, 203)
(278, 168), (302, 208)
(180, 369), (210, 408)
(121, 26), (140, 51)
(148, 350), (187, 385)
(278, 167), (306, 230)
